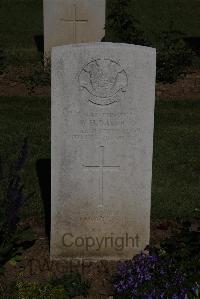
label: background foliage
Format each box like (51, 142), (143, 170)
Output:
(105, 0), (195, 82)
(0, 0), (199, 65)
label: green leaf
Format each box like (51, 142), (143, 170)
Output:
(15, 228), (36, 242)
(8, 255), (22, 266)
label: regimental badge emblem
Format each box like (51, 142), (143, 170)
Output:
(78, 58), (128, 106)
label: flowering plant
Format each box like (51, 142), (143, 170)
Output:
(114, 249), (199, 299)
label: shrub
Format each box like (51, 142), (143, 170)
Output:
(105, 1), (193, 83)
(114, 253), (199, 298)
(20, 57), (51, 93)
(159, 220), (200, 296)
(0, 272), (90, 299)
(114, 223), (200, 298)
(105, 0), (149, 46)
(15, 280), (66, 299)
(51, 272), (90, 298)
(155, 30), (193, 83)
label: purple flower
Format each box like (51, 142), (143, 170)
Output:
(114, 250), (197, 299)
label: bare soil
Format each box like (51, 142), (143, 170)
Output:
(0, 66), (50, 97)
(156, 70), (200, 99)
(3, 219), (199, 299)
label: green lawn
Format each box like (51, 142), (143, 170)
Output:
(0, 0), (43, 64)
(0, 97), (199, 221)
(0, 97), (50, 220)
(152, 99), (200, 220)
(0, 0), (199, 64)
(128, 0), (200, 40)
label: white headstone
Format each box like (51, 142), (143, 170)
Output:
(51, 43), (156, 260)
(43, 0), (105, 55)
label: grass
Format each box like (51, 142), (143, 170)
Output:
(0, 0), (43, 64)
(128, 0), (200, 40)
(152, 99), (200, 220)
(0, 96), (50, 220)
(0, 0), (199, 223)
(0, 0), (199, 64)
(0, 97), (200, 221)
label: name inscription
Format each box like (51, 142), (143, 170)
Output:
(64, 110), (139, 143)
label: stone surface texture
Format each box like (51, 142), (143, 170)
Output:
(43, 0), (105, 55)
(51, 43), (156, 260)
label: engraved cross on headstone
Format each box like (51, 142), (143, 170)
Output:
(83, 146), (120, 207)
(60, 4), (88, 43)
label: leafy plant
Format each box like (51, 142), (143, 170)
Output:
(105, 0), (149, 46)
(0, 272), (90, 299)
(14, 280), (66, 299)
(0, 138), (35, 269)
(159, 220), (200, 296)
(51, 272), (90, 298)
(114, 223), (200, 298)
(105, 1), (193, 83)
(20, 57), (51, 93)
(155, 30), (193, 83)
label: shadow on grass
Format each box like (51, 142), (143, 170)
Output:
(36, 159), (51, 243)
(184, 37), (200, 56)
(34, 35), (44, 54)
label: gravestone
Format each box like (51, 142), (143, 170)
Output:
(51, 43), (156, 260)
(43, 0), (105, 55)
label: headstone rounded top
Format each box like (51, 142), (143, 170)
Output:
(51, 42), (156, 55)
